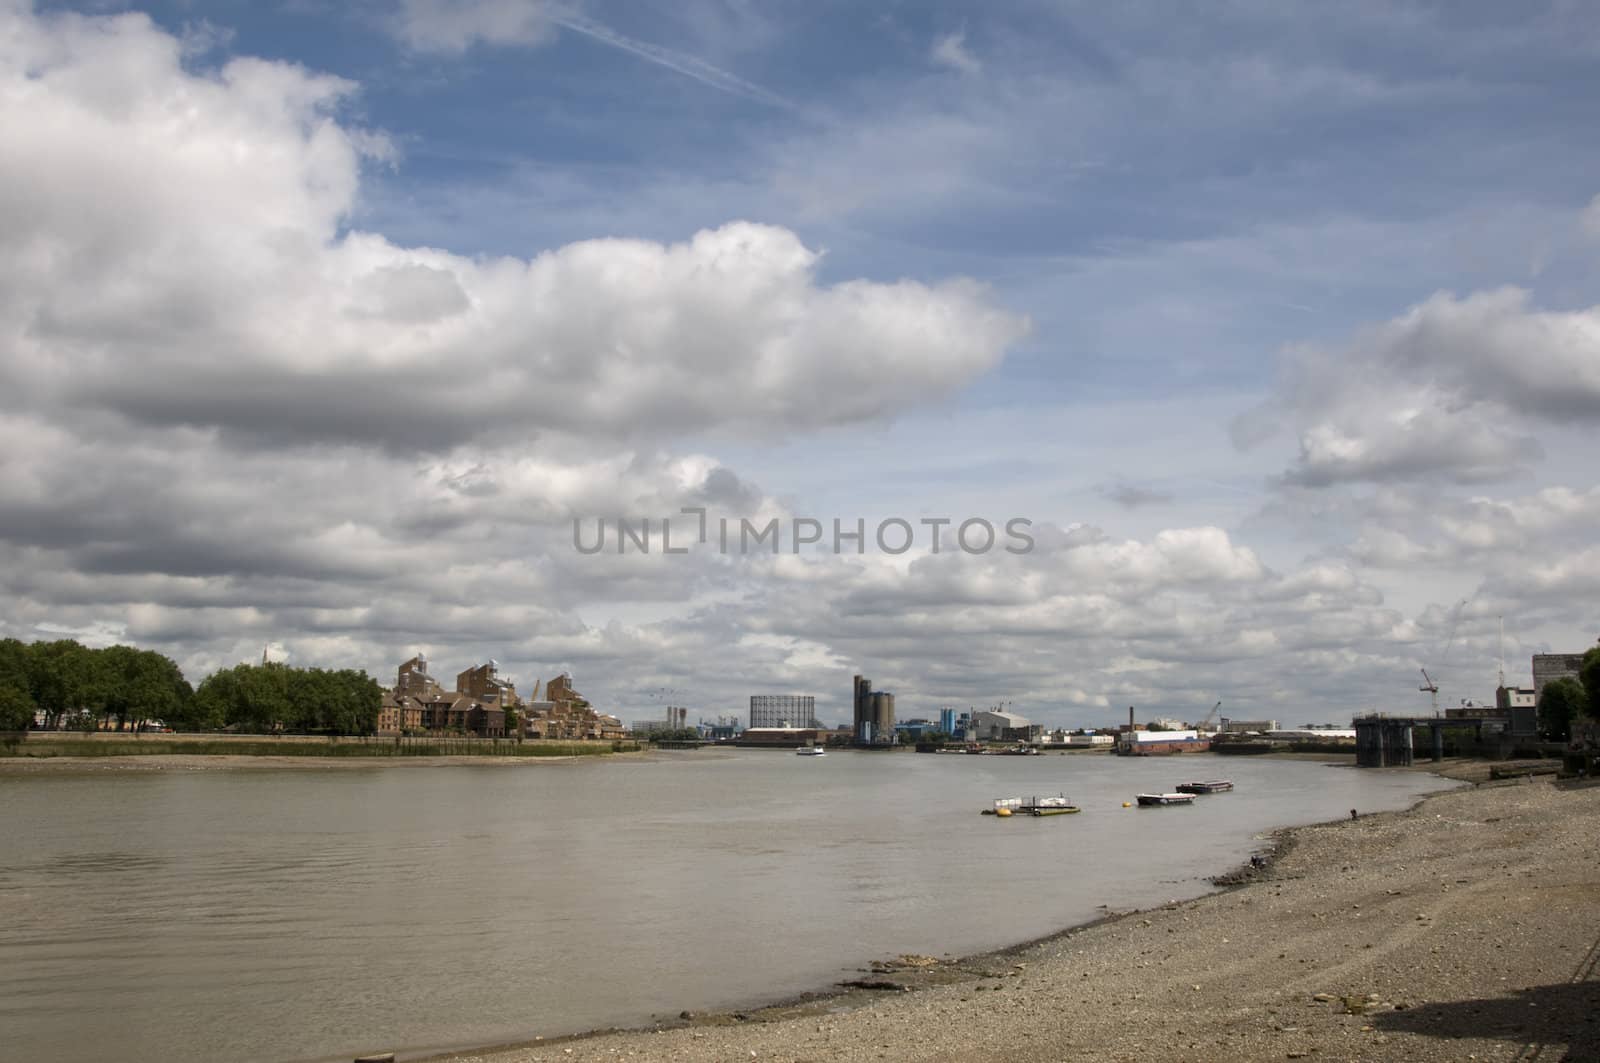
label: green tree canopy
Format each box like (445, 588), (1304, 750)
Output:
(26, 640), (102, 729)
(0, 684), (35, 732)
(194, 662), (291, 733)
(1538, 677), (1588, 742)
(0, 639), (35, 731)
(1579, 646), (1600, 717)
(97, 644), (191, 731)
(192, 662), (381, 735)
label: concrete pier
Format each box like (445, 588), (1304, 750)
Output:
(1353, 714), (1487, 767)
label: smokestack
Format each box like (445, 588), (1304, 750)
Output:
(1129, 705), (1135, 731)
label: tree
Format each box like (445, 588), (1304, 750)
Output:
(194, 662), (291, 733)
(1580, 646), (1600, 718)
(1538, 677), (1588, 742)
(0, 685), (35, 732)
(26, 640), (101, 729)
(98, 645), (189, 731)
(0, 639), (34, 731)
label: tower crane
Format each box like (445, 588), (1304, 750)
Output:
(1419, 669), (1439, 715)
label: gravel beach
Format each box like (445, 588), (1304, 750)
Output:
(432, 773), (1600, 1063)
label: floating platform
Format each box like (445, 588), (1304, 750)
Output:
(1135, 792), (1196, 806)
(1175, 780), (1233, 794)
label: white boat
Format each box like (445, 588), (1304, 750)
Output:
(796, 745), (826, 756)
(1135, 792), (1196, 806)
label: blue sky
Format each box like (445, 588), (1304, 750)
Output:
(4, 0), (1599, 725)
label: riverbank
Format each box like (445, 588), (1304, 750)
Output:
(0, 732), (642, 768)
(429, 774), (1600, 1063)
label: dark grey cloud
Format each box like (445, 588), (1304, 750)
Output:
(1096, 481), (1174, 509)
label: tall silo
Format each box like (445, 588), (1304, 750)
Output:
(872, 692), (894, 745)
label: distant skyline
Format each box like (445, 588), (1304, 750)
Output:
(2, 1), (1598, 726)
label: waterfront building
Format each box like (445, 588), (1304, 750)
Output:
(395, 654), (443, 699)
(1220, 719), (1277, 733)
(378, 655), (514, 737)
(852, 674), (896, 745)
(894, 718), (936, 740)
(970, 709), (1031, 742)
(750, 694), (819, 729)
(737, 726), (826, 748)
(457, 660), (518, 707)
(939, 707), (956, 734)
(522, 674), (625, 740)
(376, 690), (424, 734)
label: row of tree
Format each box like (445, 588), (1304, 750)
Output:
(1536, 646), (1600, 742)
(0, 639), (382, 735)
(191, 662), (383, 734)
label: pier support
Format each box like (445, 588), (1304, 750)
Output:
(1354, 716), (1416, 767)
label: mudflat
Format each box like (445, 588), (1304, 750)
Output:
(434, 776), (1600, 1062)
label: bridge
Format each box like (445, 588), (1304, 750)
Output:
(1352, 713), (1495, 767)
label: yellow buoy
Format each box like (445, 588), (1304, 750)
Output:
(1122, 802), (1132, 808)
(996, 807), (1013, 817)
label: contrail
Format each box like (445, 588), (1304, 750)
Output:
(549, 10), (799, 113)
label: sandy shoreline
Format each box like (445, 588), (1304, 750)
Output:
(422, 766), (1599, 1063)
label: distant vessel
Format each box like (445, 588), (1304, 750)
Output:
(1175, 780), (1233, 794)
(1135, 792), (1196, 807)
(796, 745), (826, 756)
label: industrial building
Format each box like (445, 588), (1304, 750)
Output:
(852, 674), (896, 745)
(970, 708), (1034, 742)
(1219, 719), (1277, 733)
(1532, 652), (1588, 701)
(749, 694), (819, 729)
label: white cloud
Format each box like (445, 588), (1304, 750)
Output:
(1242, 285), (1600, 486)
(392, 0), (553, 54)
(4, 3), (1597, 730)
(0, 6), (1027, 452)
(1582, 193), (1600, 240)
(930, 29), (981, 75)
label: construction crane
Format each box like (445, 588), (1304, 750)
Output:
(1196, 700), (1223, 732)
(1419, 669), (1439, 714)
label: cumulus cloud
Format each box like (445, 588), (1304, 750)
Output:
(0, 5), (1026, 454)
(5, 3), (1593, 729)
(1241, 285), (1600, 486)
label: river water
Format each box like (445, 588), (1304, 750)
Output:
(0, 750), (1453, 1063)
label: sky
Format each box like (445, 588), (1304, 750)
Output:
(2, 0), (1598, 728)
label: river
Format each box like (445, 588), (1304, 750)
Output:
(0, 750), (1453, 1062)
